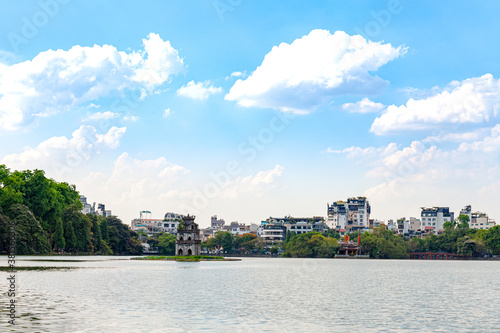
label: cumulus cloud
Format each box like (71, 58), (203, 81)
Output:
(225, 29), (405, 114)
(371, 74), (500, 135)
(0, 33), (184, 131)
(2, 125), (126, 178)
(76, 155), (283, 227)
(221, 165), (284, 198)
(342, 97), (385, 114)
(176, 80), (223, 100)
(332, 124), (500, 220)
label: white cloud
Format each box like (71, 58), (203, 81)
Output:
(2, 125), (126, 178)
(176, 80), (223, 100)
(78, 153), (190, 224)
(342, 97), (385, 114)
(217, 165), (284, 199)
(82, 111), (121, 122)
(333, 125), (500, 220)
(0, 33), (184, 131)
(422, 128), (490, 143)
(231, 71), (246, 78)
(123, 114), (139, 122)
(225, 29), (406, 114)
(371, 74), (500, 135)
(163, 108), (171, 118)
(76, 154), (283, 227)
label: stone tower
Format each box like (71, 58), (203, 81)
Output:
(175, 215), (201, 256)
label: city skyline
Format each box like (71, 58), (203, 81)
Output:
(1, 1), (500, 227)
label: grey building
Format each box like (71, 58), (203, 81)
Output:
(176, 215), (201, 256)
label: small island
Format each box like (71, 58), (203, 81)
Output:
(131, 255), (240, 262)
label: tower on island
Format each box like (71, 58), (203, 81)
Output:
(175, 215), (201, 256)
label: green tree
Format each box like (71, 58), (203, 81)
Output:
(63, 204), (92, 252)
(457, 214), (470, 229)
(158, 233), (177, 255)
(1, 204), (51, 254)
(456, 236), (477, 256)
(100, 218), (110, 244)
(482, 225), (500, 254)
(106, 216), (143, 255)
(88, 214), (102, 252)
(53, 218), (65, 251)
(64, 220), (77, 252)
(283, 232), (339, 258)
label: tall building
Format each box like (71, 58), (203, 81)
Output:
(327, 197), (370, 232)
(420, 207), (454, 235)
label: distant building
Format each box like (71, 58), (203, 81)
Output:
(176, 215), (201, 256)
(260, 223), (286, 248)
(80, 195), (112, 217)
(162, 212), (184, 234)
(284, 221), (328, 234)
(80, 195), (93, 214)
(131, 218), (163, 234)
(386, 219), (397, 232)
(211, 215), (225, 229)
(266, 216), (325, 225)
(265, 216), (327, 237)
(460, 205), (472, 219)
(420, 207), (454, 235)
(131, 211), (185, 235)
(327, 197), (371, 232)
(461, 205), (497, 230)
(222, 221), (250, 235)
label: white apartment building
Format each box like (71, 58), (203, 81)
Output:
(327, 197), (371, 231)
(420, 207), (454, 235)
(460, 205), (496, 230)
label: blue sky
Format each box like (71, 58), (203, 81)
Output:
(1, 1), (500, 227)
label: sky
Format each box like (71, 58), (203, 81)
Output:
(1, 1), (500, 227)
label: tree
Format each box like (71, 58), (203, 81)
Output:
(53, 218), (65, 251)
(64, 220), (77, 252)
(105, 216), (143, 255)
(457, 214), (470, 229)
(482, 226), (500, 254)
(457, 236), (477, 256)
(64, 204), (92, 252)
(100, 218), (110, 244)
(88, 214), (102, 252)
(1, 204), (51, 255)
(158, 233), (176, 255)
(283, 232), (339, 258)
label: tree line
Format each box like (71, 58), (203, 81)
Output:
(0, 165), (142, 255)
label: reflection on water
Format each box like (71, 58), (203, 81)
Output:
(1, 256), (499, 332)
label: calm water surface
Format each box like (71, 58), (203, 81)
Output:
(1, 256), (499, 332)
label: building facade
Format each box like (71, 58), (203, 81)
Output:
(460, 205), (496, 230)
(327, 197), (371, 231)
(211, 215), (225, 228)
(420, 207), (454, 235)
(176, 215), (201, 256)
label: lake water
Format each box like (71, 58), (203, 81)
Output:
(1, 256), (499, 332)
